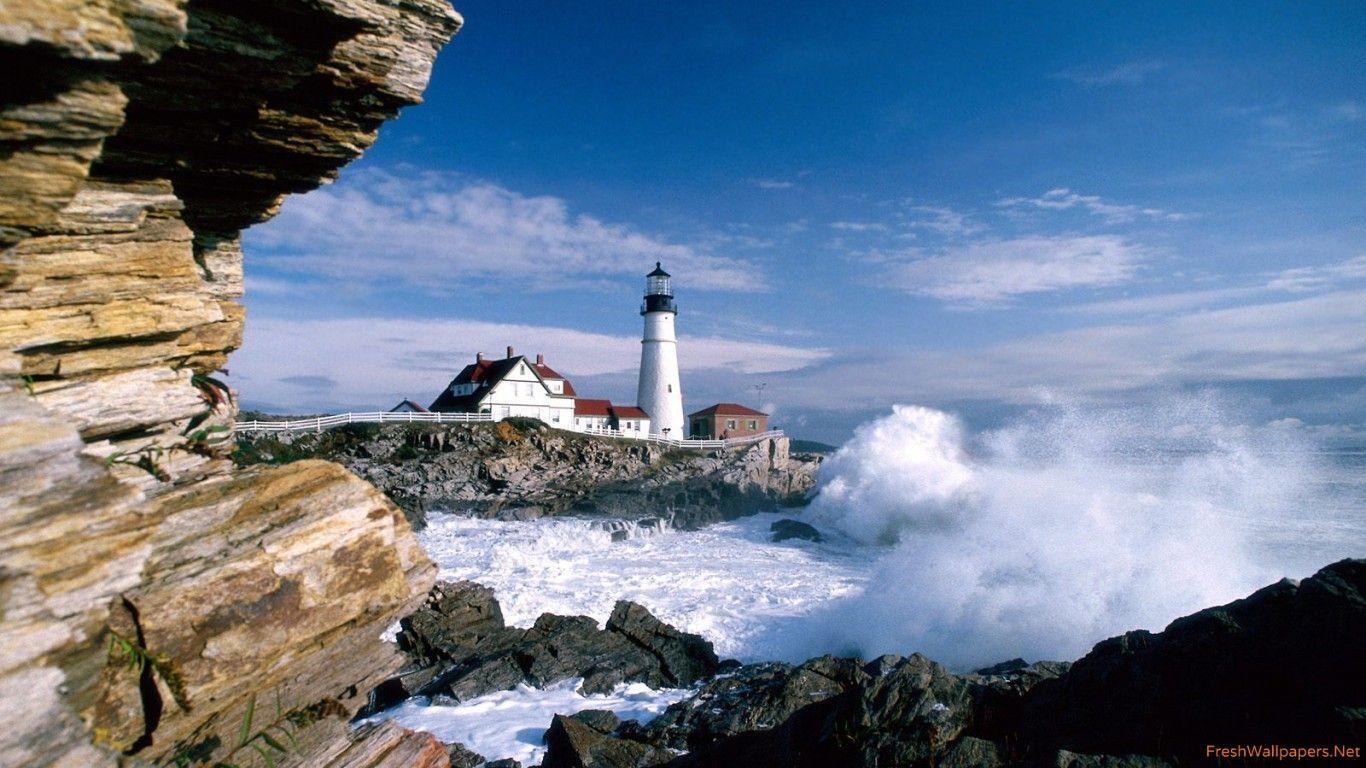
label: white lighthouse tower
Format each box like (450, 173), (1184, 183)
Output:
(637, 262), (685, 437)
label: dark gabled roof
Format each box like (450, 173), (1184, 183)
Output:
(688, 402), (768, 418)
(390, 399), (429, 412)
(574, 398), (613, 417)
(647, 261), (670, 277)
(612, 405), (649, 419)
(431, 356), (523, 412)
(429, 390), (482, 412)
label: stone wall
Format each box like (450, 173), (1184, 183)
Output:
(1, 1), (461, 765)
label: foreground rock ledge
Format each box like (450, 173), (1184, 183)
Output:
(1, 0), (461, 765)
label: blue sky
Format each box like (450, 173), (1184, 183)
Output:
(234, 1), (1365, 443)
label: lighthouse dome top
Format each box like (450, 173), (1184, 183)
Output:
(642, 262), (676, 314)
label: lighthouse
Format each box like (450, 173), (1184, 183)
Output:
(637, 262), (685, 437)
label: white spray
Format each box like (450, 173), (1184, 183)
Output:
(799, 398), (1325, 669)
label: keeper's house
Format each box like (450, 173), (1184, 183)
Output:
(429, 347), (577, 427)
(688, 403), (768, 439)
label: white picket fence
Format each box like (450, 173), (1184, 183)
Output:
(235, 411), (491, 433)
(234, 411), (783, 451)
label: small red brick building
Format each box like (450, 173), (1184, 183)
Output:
(688, 403), (768, 439)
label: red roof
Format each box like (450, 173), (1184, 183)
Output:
(688, 402), (768, 418)
(534, 362), (577, 396)
(574, 398), (613, 417)
(611, 405), (649, 419)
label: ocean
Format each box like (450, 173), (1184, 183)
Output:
(374, 403), (1365, 764)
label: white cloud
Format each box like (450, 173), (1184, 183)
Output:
(771, 289), (1366, 410)
(903, 205), (984, 237)
(829, 221), (888, 232)
(231, 316), (829, 412)
(1069, 255), (1366, 315)
(997, 188), (1189, 224)
(1264, 255), (1366, 292)
(879, 235), (1147, 305)
(1053, 60), (1165, 87)
(750, 178), (796, 190)
(247, 168), (761, 293)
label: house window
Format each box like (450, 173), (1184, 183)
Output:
(667, 384), (673, 392)
(726, 419), (737, 430)
(748, 420), (758, 430)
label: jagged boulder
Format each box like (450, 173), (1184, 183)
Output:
(607, 601), (722, 687)
(770, 518), (823, 542)
(542, 711), (672, 768)
(367, 583), (724, 712)
(1008, 558), (1366, 763)
(640, 656), (865, 751)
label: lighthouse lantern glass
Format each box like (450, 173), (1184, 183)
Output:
(647, 274), (671, 297)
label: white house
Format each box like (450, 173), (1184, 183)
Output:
(430, 347), (576, 427)
(573, 398), (614, 431)
(572, 399), (651, 435)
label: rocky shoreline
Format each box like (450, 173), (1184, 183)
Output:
(235, 420), (822, 530)
(367, 559), (1364, 768)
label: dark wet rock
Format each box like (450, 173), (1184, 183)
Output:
(770, 518), (823, 542)
(643, 560), (1362, 768)
(366, 583), (722, 709)
(975, 658), (1029, 676)
(643, 656), (866, 751)
(542, 712), (674, 768)
(940, 736), (1003, 768)
(484, 759), (523, 768)
(446, 741), (486, 768)
(519, 613), (662, 694)
(659, 653), (973, 767)
(607, 601), (722, 687)
(1005, 558), (1365, 763)
(398, 581), (513, 666)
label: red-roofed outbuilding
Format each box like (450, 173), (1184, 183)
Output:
(688, 403), (769, 439)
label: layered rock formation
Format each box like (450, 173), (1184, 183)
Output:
(1, 1), (461, 765)
(237, 420), (822, 529)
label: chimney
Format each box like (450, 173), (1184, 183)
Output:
(476, 352), (485, 362)
(536, 353), (545, 365)
(506, 345), (515, 359)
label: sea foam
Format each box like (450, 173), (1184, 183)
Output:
(796, 398), (1327, 668)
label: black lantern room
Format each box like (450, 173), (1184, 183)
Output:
(641, 262), (676, 314)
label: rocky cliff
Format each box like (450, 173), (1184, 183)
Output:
(1, 1), (461, 766)
(236, 420), (822, 529)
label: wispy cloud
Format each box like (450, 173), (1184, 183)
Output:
(750, 178), (796, 190)
(877, 235), (1147, 306)
(248, 168), (762, 293)
(829, 221), (888, 232)
(232, 316), (830, 412)
(1069, 255), (1366, 315)
(1265, 255), (1366, 292)
(771, 289), (1366, 410)
(904, 205), (984, 237)
(997, 188), (1191, 224)
(1052, 59), (1165, 87)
